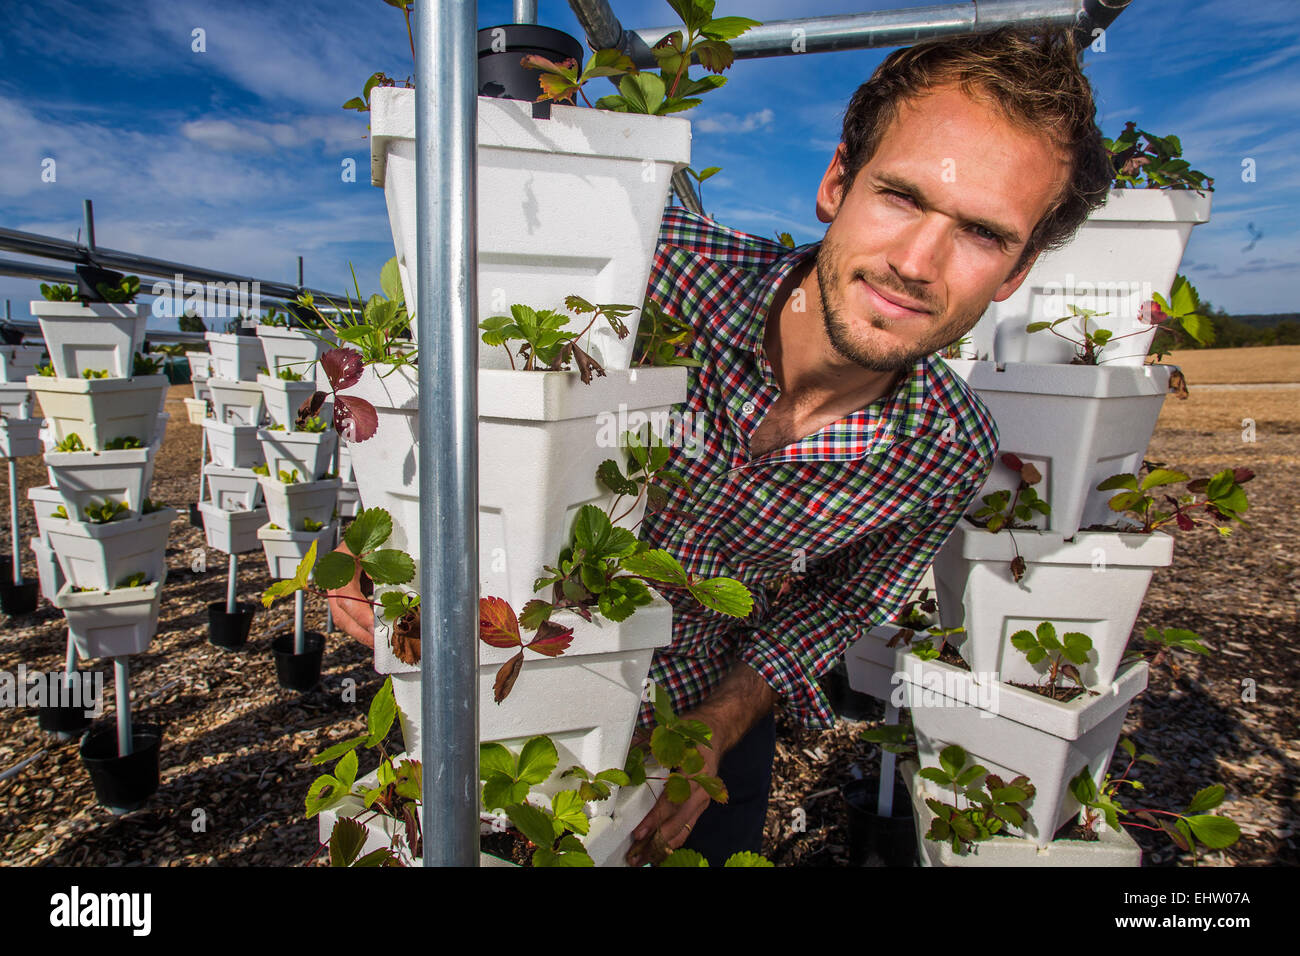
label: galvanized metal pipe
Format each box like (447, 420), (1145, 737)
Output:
(7, 459), (19, 585)
(294, 589), (306, 654)
(415, 0), (480, 866)
(878, 703), (900, 817)
(513, 0), (537, 24)
(226, 553), (237, 614)
(114, 658), (132, 757)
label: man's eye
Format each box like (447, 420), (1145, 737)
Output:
(884, 189), (914, 203)
(971, 225), (999, 243)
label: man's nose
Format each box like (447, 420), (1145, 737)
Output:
(886, 214), (948, 285)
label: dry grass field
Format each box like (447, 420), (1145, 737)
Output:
(1162, 345), (1300, 384)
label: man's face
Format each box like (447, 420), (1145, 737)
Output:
(813, 82), (1070, 371)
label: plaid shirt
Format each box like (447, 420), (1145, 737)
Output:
(637, 208), (999, 729)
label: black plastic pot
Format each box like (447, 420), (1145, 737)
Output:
(79, 723), (162, 814)
(37, 691), (94, 736)
(842, 776), (917, 867)
(0, 577), (39, 617)
(74, 264), (126, 303)
(188, 502), (204, 529)
(819, 660), (877, 722)
(208, 600), (256, 649)
(477, 24), (584, 101)
(272, 632), (325, 691)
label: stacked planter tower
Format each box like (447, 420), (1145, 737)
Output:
(27, 291), (177, 812)
(0, 339), (47, 616)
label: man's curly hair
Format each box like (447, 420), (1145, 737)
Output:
(838, 26), (1114, 279)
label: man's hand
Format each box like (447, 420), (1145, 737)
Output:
(326, 540), (375, 648)
(625, 664), (777, 866)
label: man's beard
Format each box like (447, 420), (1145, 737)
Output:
(814, 233), (983, 372)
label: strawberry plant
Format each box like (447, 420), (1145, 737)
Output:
(970, 452), (1049, 581)
(53, 434), (88, 453)
(523, 0), (759, 115)
(1097, 464), (1252, 535)
(1009, 621), (1094, 698)
(1121, 625), (1210, 675)
(633, 298), (702, 369)
(919, 744), (1036, 855)
(133, 353), (165, 376)
(40, 282), (77, 302)
(115, 572), (148, 589)
(1071, 738), (1240, 865)
(105, 436), (143, 450)
(35, 362), (55, 376)
(80, 368), (110, 379)
(275, 367), (305, 382)
(1104, 122), (1214, 191)
(478, 295), (637, 382)
(94, 275), (140, 304)
(82, 498), (131, 524)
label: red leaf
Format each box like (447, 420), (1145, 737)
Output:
(322, 347), (365, 391)
(1138, 301), (1168, 326)
(1019, 462), (1042, 485)
(1232, 467), (1255, 484)
(479, 597), (522, 649)
(1175, 512), (1195, 531)
(1000, 452), (1024, 472)
(297, 391), (327, 429)
(334, 395), (379, 443)
(493, 651), (524, 704)
(525, 620), (574, 658)
(1009, 556), (1027, 582)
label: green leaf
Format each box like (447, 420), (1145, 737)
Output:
(617, 72), (666, 114)
(651, 726), (687, 768)
(312, 734), (369, 765)
(312, 550), (356, 590)
(482, 775), (528, 812)
(938, 745), (967, 780)
(597, 459), (639, 496)
(1140, 468), (1190, 491)
(919, 767), (953, 787)
(360, 549), (415, 586)
(366, 677), (397, 746)
(1096, 473), (1140, 492)
(305, 774), (345, 817)
(1036, 621), (1060, 651)
(701, 15), (760, 40)
(334, 749), (359, 790)
(506, 802), (556, 849)
(328, 818), (369, 867)
(262, 539), (318, 607)
(1185, 814), (1240, 849)
(517, 736), (559, 786)
(379, 257), (404, 304)
(550, 790), (590, 836)
(345, 507), (393, 556)
(1185, 784), (1225, 814)
(620, 548), (689, 586)
(722, 850), (773, 867)
(1061, 631), (1093, 666)
(688, 577), (754, 617)
(479, 742), (516, 780)
(664, 773), (692, 804)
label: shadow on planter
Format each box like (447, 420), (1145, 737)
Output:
(819, 660), (878, 722)
(0, 577), (39, 617)
(80, 723), (162, 814)
(272, 632), (325, 691)
(842, 776), (916, 867)
(189, 503), (204, 529)
(208, 601), (257, 649)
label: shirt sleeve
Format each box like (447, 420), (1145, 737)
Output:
(736, 481), (983, 729)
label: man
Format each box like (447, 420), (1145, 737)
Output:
(329, 26), (1114, 865)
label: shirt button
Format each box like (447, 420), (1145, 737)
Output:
(741, 401), (755, 415)
(683, 528), (695, 541)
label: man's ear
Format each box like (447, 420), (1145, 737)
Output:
(992, 250), (1040, 303)
(816, 144), (850, 224)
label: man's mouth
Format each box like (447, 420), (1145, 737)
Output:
(856, 277), (932, 320)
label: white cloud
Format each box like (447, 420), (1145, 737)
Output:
(695, 108), (775, 134)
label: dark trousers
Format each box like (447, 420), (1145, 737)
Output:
(681, 711), (777, 865)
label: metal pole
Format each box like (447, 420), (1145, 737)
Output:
(297, 255), (304, 288)
(226, 553), (237, 614)
(294, 589), (305, 654)
(114, 657), (132, 757)
(513, 0), (537, 24)
(878, 703), (900, 817)
(7, 459), (19, 586)
(64, 633), (77, 674)
(415, 0), (480, 867)
(83, 199), (96, 252)
(326, 521), (338, 633)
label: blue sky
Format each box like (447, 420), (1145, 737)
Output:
(1, 0), (1296, 328)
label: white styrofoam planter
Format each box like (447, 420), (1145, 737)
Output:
(203, 464), (264, 511)
(844, 626), (914, 703)
(336, 481), (359, 519)
(934, 523), (1174, 688)
(256, 373), (316, 429)
(45, 446), (157, 516)
(256, 326), (333, 379)
(943, 360), (1172, 536)
(389, 599), (674, 804)
(155, 412), (169, 448)
(371, 88), (691, 368)
(183, 397), (208, 425)
(192, 378), (212, 403)
(902, 656), (1148, 847)
(0, 418), (43, 458)
(27, 375), (167, 451)
(54, 579), (164, 659)
(44, 507), (177, 592)
(198, 502), (267, 554)
(0, 382), (34, 420)
(203, 332), (264, 382)
(343, 364), (688, 614)
(30, 300), (148, 378)
(337, 441), (354, 482)
(30, 534), (64, 603)
(257, 475), (340, 531)
(901, 761), (1140, 866)
(186, 352), (213, 382)
(257, 521), (337, 578)
(206, 377), (266, 427)
(28, 485), (66, 540)
(257, 427), (337, 483)
(202, 420), (264, 469)
(0, 344), (45, 383)
(984, 189), (1211, 366)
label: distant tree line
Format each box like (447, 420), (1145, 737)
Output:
(1183, 300), (1300, 349)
